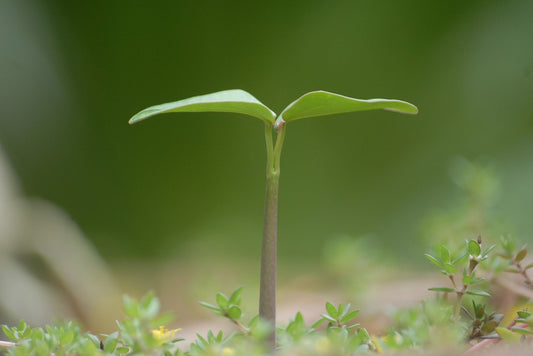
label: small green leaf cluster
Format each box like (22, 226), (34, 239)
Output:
(508, 310), (533, 337)
(199, 287), (244, 326)
(4, 235), (533, 355)
(115, 292), (180, 354)
(463, 301), (503, 339)
(313, 302), (360, 331)
(381, 300), (463, 350)
(197, 288), (374, 355)
(276, 303), (373, 355)
(278, 312), (309, 343)
(496, 236), (533, 285)
(188, 330), (232, 356)
(425, 238), (494, 301)
(423, 234), (533, 350)
(1, 320), (101, 355)
(492, 309), (533, 343)
(2, 293), (182, 356)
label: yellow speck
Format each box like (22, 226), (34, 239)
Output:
(152, 326), (181, 344)
(221, 347), (235, 356)
(370, 335), (383, 354)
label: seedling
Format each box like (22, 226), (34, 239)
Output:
(129, 89), (418, 347)
(425, 237), (495, 320)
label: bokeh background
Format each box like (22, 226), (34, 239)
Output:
(1, 0), (532, 335)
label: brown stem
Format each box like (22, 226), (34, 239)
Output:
(515, 260), (533, 286)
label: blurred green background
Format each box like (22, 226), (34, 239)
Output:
(1, 0), (533, 268)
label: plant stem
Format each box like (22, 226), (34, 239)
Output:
(0, 341), (14, 348)
(259, 122), (285, 349)
(514, 259), (533, 286)
(455, 285), (467, 321)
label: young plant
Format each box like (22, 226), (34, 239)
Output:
(462, 301), (503, 340)
(425, 236), (495, 320)
(199, 286), (249, 333)
(129, 89), (418, 347)
(497, 235), (533, 286)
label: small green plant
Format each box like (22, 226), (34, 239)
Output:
(423, 234), (533, 351)
(129, 89), (418, 347)
(198, 286), (249, 333)
(1, 293), (182, 355)
(462, 301), (503, 340)
(497, 235), (533, 286)
(425, 236), (495, 319)
(4, 238), (533, 354)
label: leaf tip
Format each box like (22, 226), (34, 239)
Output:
(385, 102), (419, 115)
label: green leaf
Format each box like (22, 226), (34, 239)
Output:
(227, 306), (242, 320)
(466, 290), (491, 297)
(337, 303), (344, 317)
(341, 310), (360, 324)
(500, 236), (516, 253)
(228, 286), (243, 305)
(339, 303), (350, 319)
(198, 301), (221, 313)
(439, 245), (451, 263)
(452, 251), (468, 265)
(444, 263), (456, 274)
(140, 292), (160, 319)
(515, 244), (528, 262)
(428, 287), (456, 293)
(523, 315), (533, 326)
(495, 327), (521, 343)
(60, 331), (74, 345)
(462, 275), (473, 285)
(311, 318), (326, 329)
(468, 240), (481, 257)
(510, 326), (532, 335)
(424, 254), (443, 268)
(470, 277), (485, 284)
(103, 332), (119, 352)
(357, 328), (371, 343)
(325, 302), (338, 318)
(216, 292), (229, 310)
(196, 333), (208, 347)
(129, 89), (276, 125)
(320, 314), (337, 323)
(199, 302), (224, 317)
(16, 320), (26, 332)
(2, 325), (16, 341)
(276, 91), (418, 126)
(346, 323), (360, 330)
(517, 310), (532, 319)
(122, 295), (139, 318)
(482, 244), (496, 258)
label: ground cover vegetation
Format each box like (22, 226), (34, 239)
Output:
(2, 234), (533, 355)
